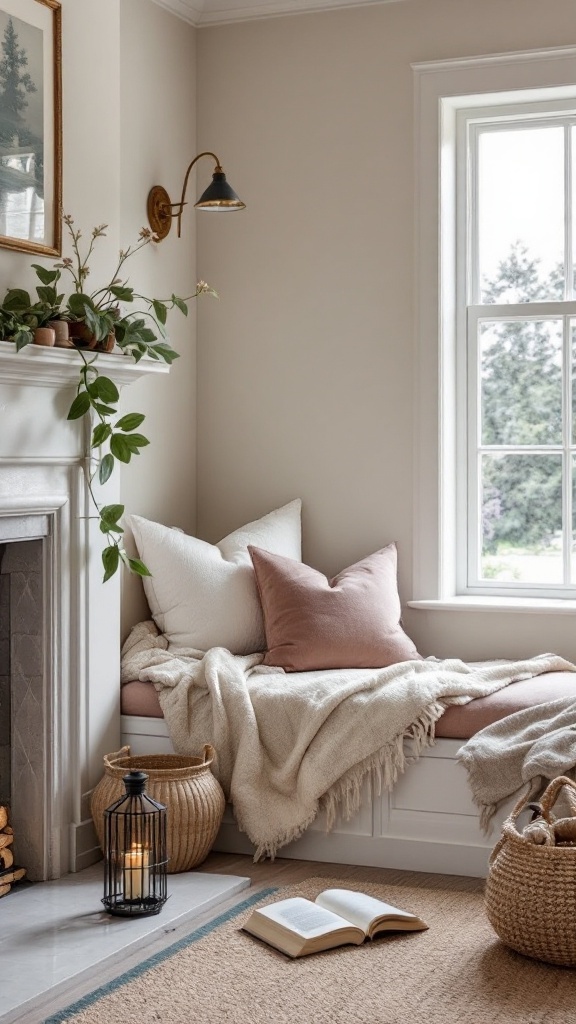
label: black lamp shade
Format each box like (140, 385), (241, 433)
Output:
(195, 171), (246, 211)
(102, 770), (168, 917)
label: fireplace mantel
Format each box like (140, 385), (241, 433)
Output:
(0, 343), (169, 878)
(0, 339), (169, 387)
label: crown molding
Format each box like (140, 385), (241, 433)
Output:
(150, 0), (203, 25)
(150, 0), (404, 28)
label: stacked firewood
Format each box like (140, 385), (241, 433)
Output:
(0, 805), (26, 897)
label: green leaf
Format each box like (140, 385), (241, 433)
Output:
(102, 544), (120, 582)
(87, 375), (119, 404)
(91, 423), (112, 448)
(32, 264), (60, 285)
(36, 285), (58, 306)
(152, 300), (168, 325)
(101, 522), (123, 535)
(14, 327), (33, 351)
(124, 432), (148, 448)
(124, 317), (146, 334)
(127, 325), (157, 345)
(124, 433), (150, 452)
(110, 434), (132, 463)
(115, 412), (145, 432)
(100, 503), (124, 525)
(99, 453), (115, 484)
(110, 285), (134, 302)
(92, 403), (117, 416)
(151, 343), (180, 365)
(3, 288), (31, 312)
(67, 292), (96, 317)
(172, 295), (188, 316)
(128, 557), (153, 577)
(67, 392), (91, 420)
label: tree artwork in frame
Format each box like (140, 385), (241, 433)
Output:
(0, 0), (61, 256)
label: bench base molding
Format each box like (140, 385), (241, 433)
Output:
(121, 714), (510, 878)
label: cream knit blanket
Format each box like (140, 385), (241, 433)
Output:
(121, 621), (576, 860)
(458, 695), (576, 831)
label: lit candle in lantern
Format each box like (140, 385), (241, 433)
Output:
(123, 843), (150, 901)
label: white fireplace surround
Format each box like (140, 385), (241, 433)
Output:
(0, 341), (167, 880)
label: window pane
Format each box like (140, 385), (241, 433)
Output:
(569, 315), (573, 444)
(480, 320), (562, 446)
(569, 126), (573, 299)
(569, 456), (573, 585)
(478, 126), (564, 304)
(481, 453), (563, 583)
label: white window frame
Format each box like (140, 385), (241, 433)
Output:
(410, 46), (576, 611)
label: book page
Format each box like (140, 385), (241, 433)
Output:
(315, 889), (419, 933)
(255, 897), (355, 939)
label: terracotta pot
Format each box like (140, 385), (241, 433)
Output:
(96, 332), (116, 353)
(67, 320), (98, 350)
(33, 327), (56, 347)
(48, 319), (73, 348)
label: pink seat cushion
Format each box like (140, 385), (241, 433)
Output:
(436, 671), (576, 739)
(121, 680), (163, 718)
(121, 671), (576, 741)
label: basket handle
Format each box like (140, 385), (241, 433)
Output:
(539, 776), (576, 819)
(202, 743), (216, 765)
(102, 745), (131, 769)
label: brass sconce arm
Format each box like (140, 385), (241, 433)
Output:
(147, 151), (245, 241)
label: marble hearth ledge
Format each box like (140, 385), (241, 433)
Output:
(0, 866), (251, 1024)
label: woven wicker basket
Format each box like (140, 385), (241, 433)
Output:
(485, 776), (576, 966)
(91, 745), (225, 873)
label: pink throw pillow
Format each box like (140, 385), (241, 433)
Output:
(248, 542), (422, 671)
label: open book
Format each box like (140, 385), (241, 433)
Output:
(242, 888), (428, 958)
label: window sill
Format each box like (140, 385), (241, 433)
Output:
(407, 597), (576, 614)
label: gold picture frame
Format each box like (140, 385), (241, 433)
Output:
(0, 0), (62, 256)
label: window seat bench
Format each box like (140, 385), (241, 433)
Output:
(120, 671), (576, 878)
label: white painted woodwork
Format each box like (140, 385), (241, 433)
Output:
(0, 343), (168, 878)
(151, 0), (404, 27)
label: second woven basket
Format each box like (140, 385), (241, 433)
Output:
(91, 745), (226, 872)
(485, 775), (576, 966)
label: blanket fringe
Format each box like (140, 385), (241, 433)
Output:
(250, 699), (446, 861)
(321, 699), (445, 831)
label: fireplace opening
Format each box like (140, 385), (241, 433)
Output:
(0, 543), (9, 809)
(0, 537), (44, 882)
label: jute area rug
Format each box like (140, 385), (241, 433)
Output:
(45, 875), (576, 1024)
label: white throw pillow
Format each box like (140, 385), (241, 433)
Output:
(128, 499), (302, 655)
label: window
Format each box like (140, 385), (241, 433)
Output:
(461, 109), (576, 597)
(412, 47), (576, 605)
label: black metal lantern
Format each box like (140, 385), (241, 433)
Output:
(102, 770), (168, 917)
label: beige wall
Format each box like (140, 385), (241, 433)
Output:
(196, 0), (576, 663)
(119, 0), (197, 634)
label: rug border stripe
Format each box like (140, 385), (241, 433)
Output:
(43, 886), (279, 1023)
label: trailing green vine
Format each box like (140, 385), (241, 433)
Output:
(0, 216), (216, 581)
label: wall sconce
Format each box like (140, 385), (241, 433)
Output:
(147, 151), (246, 241)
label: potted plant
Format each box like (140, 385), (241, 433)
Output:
(0, 214), (216, 581)
(0, 269), (64, 347)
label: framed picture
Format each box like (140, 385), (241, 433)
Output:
(0, 0), (61, 256)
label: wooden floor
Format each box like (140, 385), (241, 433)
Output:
(200, 850), (485, 895)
